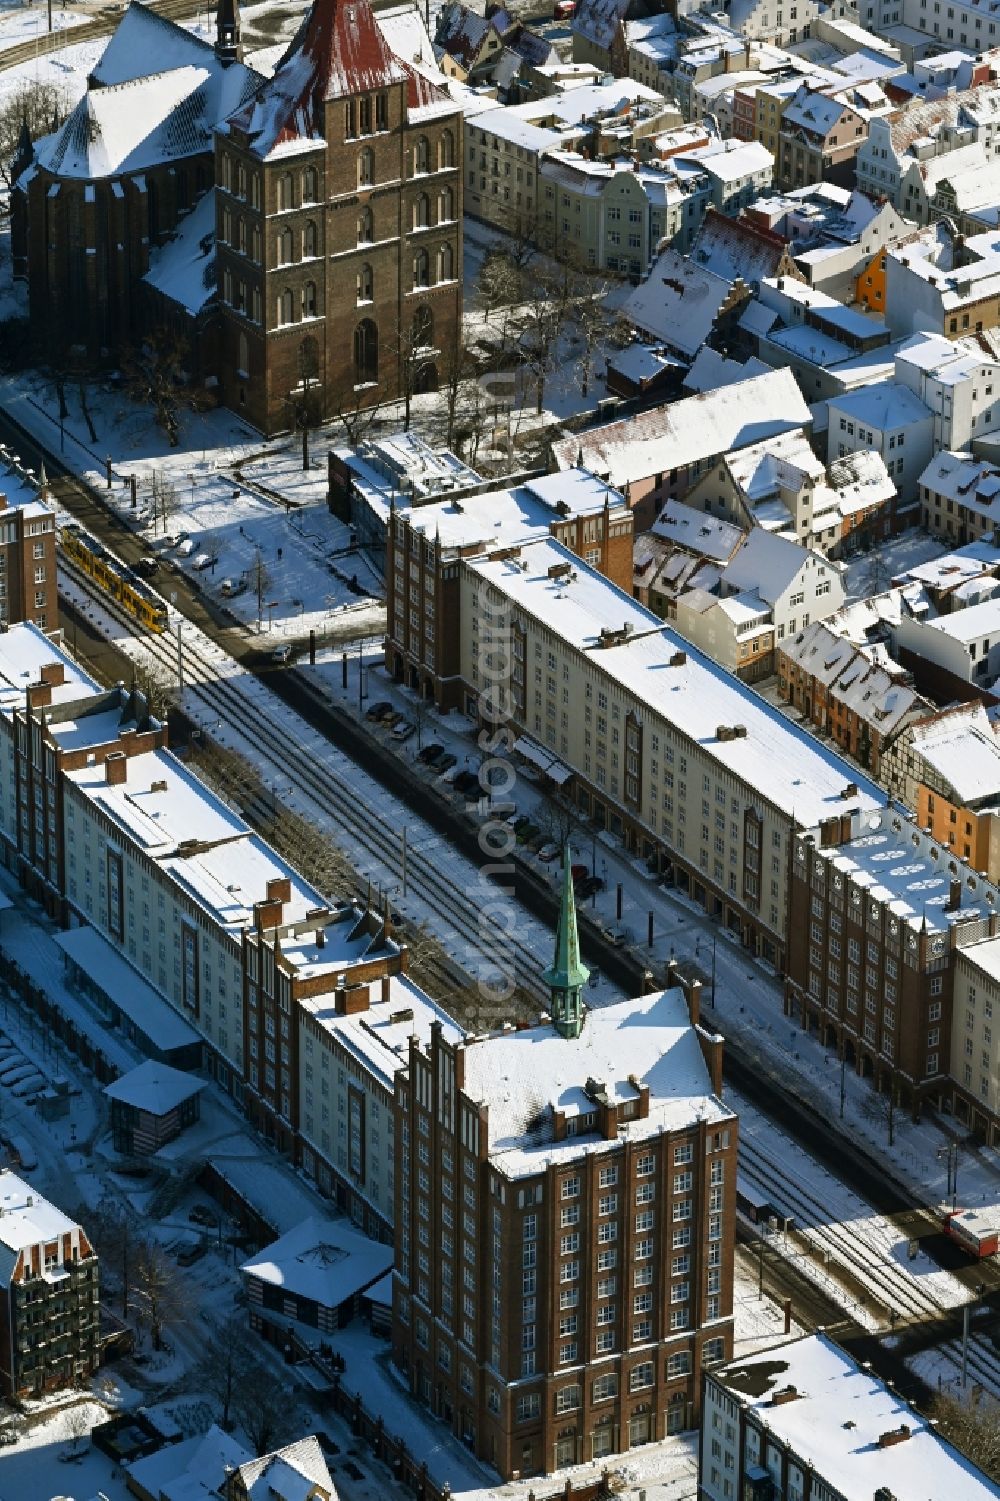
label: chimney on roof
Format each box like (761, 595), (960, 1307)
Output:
(39, 663), (64, 688)
(688, 977), (702, 1029)
(267, 876), (291, 906)
(105, 751), (127, 786)
(770, 1385), (800, 1407)
(878, 1425), (912, 1449)
(948, 878), (962, 911)
(336, 983), (371, 1016)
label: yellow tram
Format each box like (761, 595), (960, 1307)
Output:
(60, 523), (169, 633)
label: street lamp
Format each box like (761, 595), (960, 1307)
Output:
(937, 1141), (960, 1210)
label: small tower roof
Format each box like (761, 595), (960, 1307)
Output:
(543, 852), (589, 998)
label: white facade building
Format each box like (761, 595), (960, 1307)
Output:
(826, 381), (934, 505)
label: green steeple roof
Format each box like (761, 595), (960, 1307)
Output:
(543, 852), (589, 1037)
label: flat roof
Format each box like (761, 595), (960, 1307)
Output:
(398, 469), (625, 553)
(807, 807), (1000, 933)
(714, 1332), (1000, 1500)
(0, 624), (98, 719)
(55, 926), (202, 1053)
(462, 986), (733, 1176)
(300, 973), (462, 1093)
(470, 537), (882, 826)
(0, 1171), (80, 1257)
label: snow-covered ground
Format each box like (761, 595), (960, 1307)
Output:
(0, 3), (86, 55)
(843, 527), (947, 602)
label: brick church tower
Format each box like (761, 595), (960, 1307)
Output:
(216, 0), (463, 434)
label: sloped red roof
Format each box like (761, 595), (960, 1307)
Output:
(228, 0), (409, 156)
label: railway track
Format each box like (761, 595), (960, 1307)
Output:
(57, 546), (551, 1017)
(739, 1139), (1000, 1396)
(0, 0), (206, 71)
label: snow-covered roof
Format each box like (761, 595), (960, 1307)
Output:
(470, 536), (883, 826)
(571, 0), (629, 53)
(0, 622), (97, 719)
(682, 346), (769, 392)
(895, 330), (994, 385)
(688, 207), (790, 288)
(714, 1333), (1000, 1501)
(377, 3), (436, 65)
(0, 1173), (81, 1260)
(921, 595), (1000, 645)
(919, 449), (1000, 520)
(781, 620), (925, 735)
(808, 805), (1000, 931)
(126, 1426), (250, 1501)
(54, 926), (202, 1052)
(242, 1217), (393, 1308)
(90, 1), (218, 85)
(396, 469), (624, 554)
(40, 55), (260, 179)
(227, 0), (453, 157)
(650, 500), (745, 562)
(724, 428), (824, 506)
(551, 368), (811, 489)
(828, 381), (932, 432)
(143, 189), (216, 316)
(103, 1059), (208, 1114)
(721, 528), (830, 606)
(678, 137), (773, 182)
(234, 1438), (335, 1501)
(300, 973), (462, 1094)
(461, 986), (733, 1175)
(914, 706), (1000, 806)
(607, 342), (685, 387)
(623, 247), (732, 357)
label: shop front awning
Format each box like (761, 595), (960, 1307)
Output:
(512, 735), (574, 786)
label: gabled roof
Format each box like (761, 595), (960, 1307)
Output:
(688, 207), (792, 289)
(235, 1438), (335, 1501)
(89, 1), (215, 86)
(551, 368), (811, 488)
(227, 0), (415, 157)
(623, 246), (733, 357)
(722, 527), (825, 605)
(39, 60), (260, 178)
(571, 0), (629, 52)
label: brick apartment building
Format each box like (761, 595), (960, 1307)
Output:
(0, 1172), (100, 1398)
(14, 0), (463, 435)
(0, 462), (57, 634)
(385, 470), (633, 708)
(0, 625), (456, 1239)
(391, 865), (737, 1479)
(217, 0), (463, 433)
(785, 805), (1000, 1120)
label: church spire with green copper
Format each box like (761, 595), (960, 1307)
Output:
(543, 849), (589, 1039)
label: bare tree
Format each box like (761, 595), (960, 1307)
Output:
(931, 1390), (1000, 1481)
(197, 1312), (259, 1430)
(131, 1240), (187, 1351)
(439, 320), (475, 452)
(121, 330), (208, 447)
(0, 80), (69, 192)
(234, 1360), (283, 1456)
(247, 548), (272, 631)
(861, 1079), (898, 1147)
(63, 1405), (91, 1455)
(285, 336), (323, 471)
(144, 470), (180, 536)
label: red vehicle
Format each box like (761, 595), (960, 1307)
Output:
(943, 1204), (1000, 1259)
(553, 1), (576, 17)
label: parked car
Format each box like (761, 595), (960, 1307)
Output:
(7, 1134), (37, 1170)
(571, 864), (589, 884)
(390, 719), (415, 741)
(176, 1241), (208, 1266)
(537, 843), (560, 862)
(452, 771), (480, 796)
(515, 821), (539, 845)
(176, 537), (196, 557)
(271, 644), (292, 665)
(0, 1064), (35, 1088)
(365, 700), (392, 721)
(434, 752), (458, 774)
(10, 1075), (44, 1098)
(418, 742), (444, 764)
(577, 875), (604, 898)
(134, 557), (159, 578)
(189, 1204), (218, 1227)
